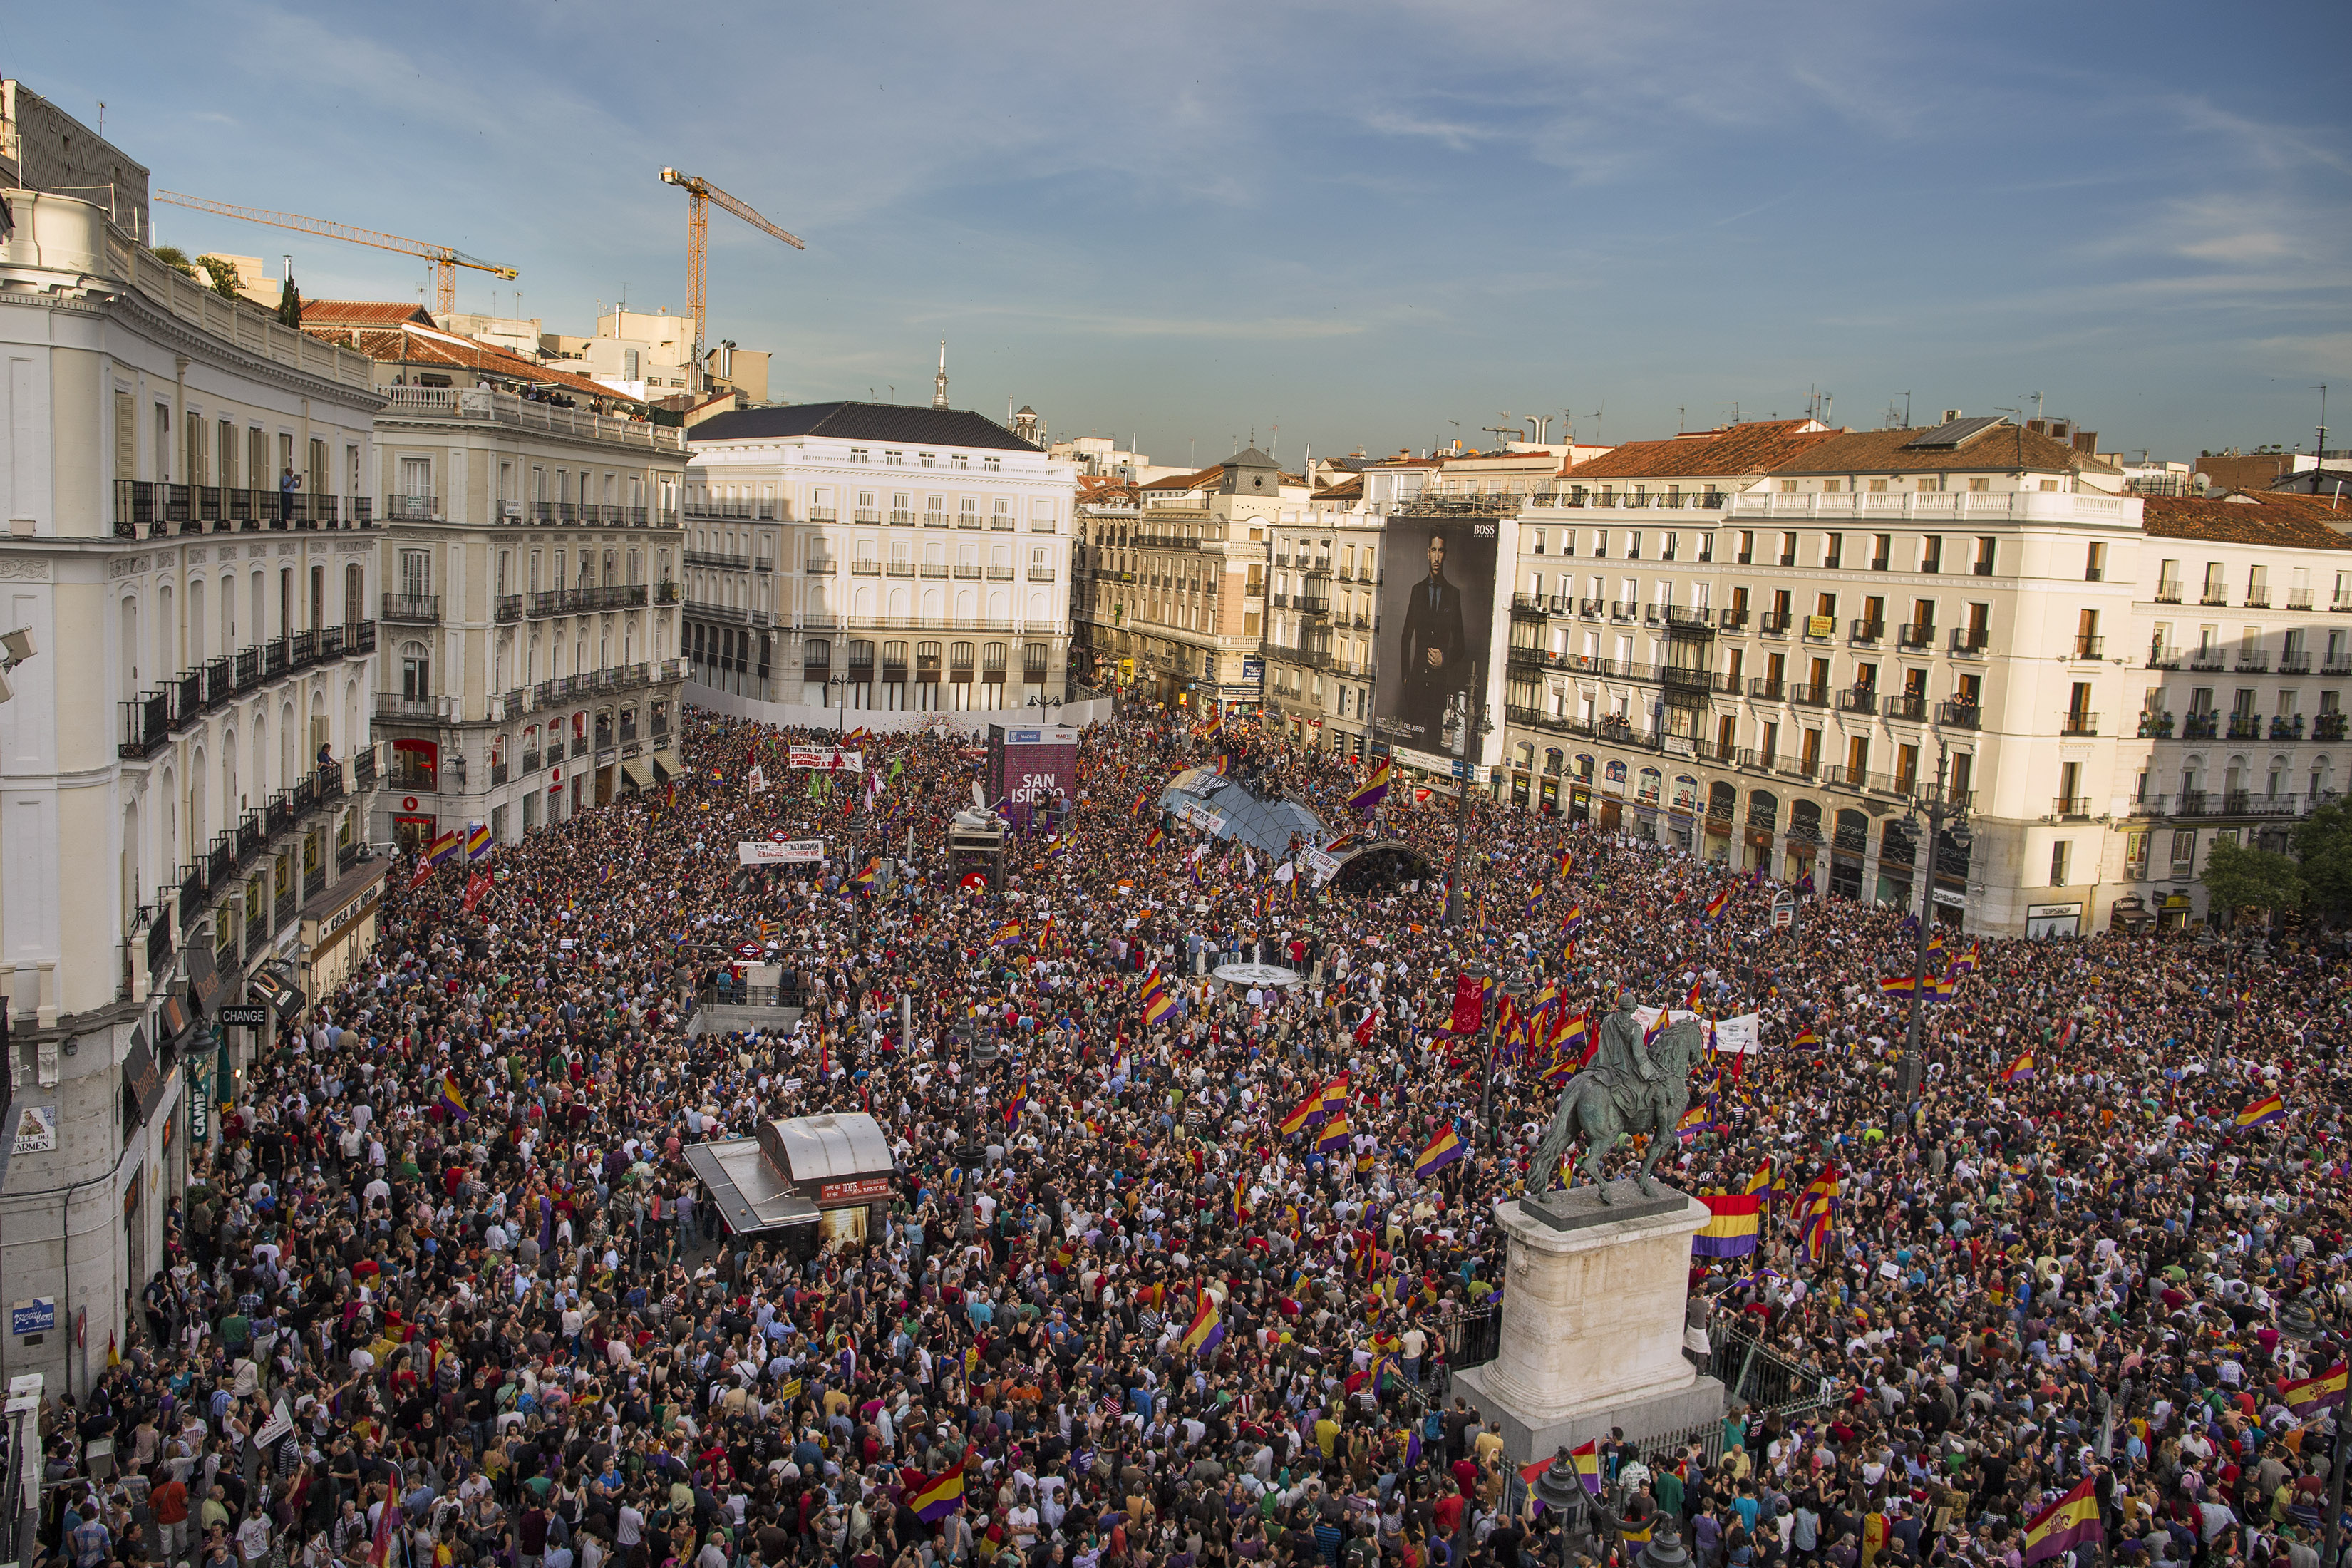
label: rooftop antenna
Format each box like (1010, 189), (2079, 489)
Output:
(1820, 391), (1832, 426)
(2317, 383), (2330, 458)
(2028, 391), (2045, 421)
(1481, 416), (1518, 451)
(1584, 406), (1604, 446)
(1270, 424), (1278, 460)
(1677, 406), (1687, 432)
(1902, 391), (1912, 428)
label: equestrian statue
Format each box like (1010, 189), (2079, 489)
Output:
(1528, 989), (1710, 1203)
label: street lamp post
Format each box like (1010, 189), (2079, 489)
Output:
(1897, 743), (1969, 1108)
(951, 1017), (998, 1242)
(1442, 657), (1489, 929)
(1469, 961), (1532, 1145)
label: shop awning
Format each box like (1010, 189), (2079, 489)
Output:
(621, 755), (654, 789)
(651, 748), (680, 781)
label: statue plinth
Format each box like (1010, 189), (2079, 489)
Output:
(1453, 1185), (1725, 1464)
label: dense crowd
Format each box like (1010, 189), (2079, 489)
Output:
(29, 703), (2351, 1568)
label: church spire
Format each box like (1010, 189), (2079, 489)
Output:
(932, 339), (949, 408)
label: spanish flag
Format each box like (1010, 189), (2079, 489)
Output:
(2021, 1479), (2103, 1565)
(1180, 1292), (1226, 1356)
(1560, 904), (1585, 934)
(1142, 982), (1177, 1028)
(2236, 1094), (2284, 1128)
(1144, 827), (1165, 849)
(1745, 1160), (1775, 1199)
(1413, 1123), (1464, 1177)
(1790, 1026), (1821, 1051)
(2281, 1361), (2348, 1416)
(1692, 1192), (1763, 1258)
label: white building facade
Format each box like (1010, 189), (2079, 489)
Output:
(681, 403), (1077, 716)
(1, 189), (387, 1396)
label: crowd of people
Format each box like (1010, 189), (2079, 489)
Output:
(27, 702), (2351, 1568)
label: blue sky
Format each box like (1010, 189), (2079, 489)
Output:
(13, 1), (2349, 465)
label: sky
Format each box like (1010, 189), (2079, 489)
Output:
(11, 1), (2350, 467)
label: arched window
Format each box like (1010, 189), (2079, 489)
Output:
(400, 640), (430, 701)
(1671, 775), (1698, 811)
(1636, 766), (1662, 803)
(1746, 790), (1778, 829)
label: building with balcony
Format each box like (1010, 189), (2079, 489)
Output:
(1073, 449), (1295, 714)
(1469, 415), (2194, 936)
(2127, 491), (2352, 922)
(0, 176), (388, 1398)
(681, 402), (1076, 716)
(299, 302), (692, 845)
(1259, 470), (1389, 753)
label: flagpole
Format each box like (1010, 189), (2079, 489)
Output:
(1898, 741), (1968, 1113)
(1441, 656), (1485, 929)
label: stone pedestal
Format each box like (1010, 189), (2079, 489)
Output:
(1453, 1182), (1724, 1464)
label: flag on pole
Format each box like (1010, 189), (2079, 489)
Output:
(465, 821), (492, 860)
(1180, 1292), (1226, 1356)
(1693, 1192), (1763, 1257)
(2235, 1093), (2285, 1128)
(1346, 760), (1394, 817)
(2281, 1361), (2348, 1416)
(1413, 1123), (1464, 1177)
(1703, 888), (1729, 922)
(905, 1458), (966, 1522)
(2020, 1480), (2103, 1566)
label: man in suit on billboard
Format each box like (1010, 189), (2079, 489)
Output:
(1398, 530), (1470, 743)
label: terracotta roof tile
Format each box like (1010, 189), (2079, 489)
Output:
(1142, 464), (1224, 492)
(299, 299), (435, 327)
(2139, 491), (2352, 550)
(304, 317), (619, 402)
(1564, 420), (1839, 481)
(1773, 423), (2123, 478)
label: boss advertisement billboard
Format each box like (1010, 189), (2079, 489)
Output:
(986, 724), (1078, 816)
(1371, 515), (1503, 768)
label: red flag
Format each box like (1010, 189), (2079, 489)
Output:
(462, 872), (492, 913)
(1353, 1011), (1378, 1048)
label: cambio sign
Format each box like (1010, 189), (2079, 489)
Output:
(986, 724), (1078, 807)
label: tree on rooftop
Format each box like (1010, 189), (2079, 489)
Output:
(195, 254), (243, 300)
(277, 272), (303, 330)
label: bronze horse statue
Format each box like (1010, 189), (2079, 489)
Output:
(1528, 1016), (1710, 1202)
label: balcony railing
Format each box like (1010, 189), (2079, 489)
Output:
(2073, 636), (2104, 660)
(1789, 682), (1830, 708)
(376, 384), (686, 453)
(2155, 582), (2182, 604)
(1849, 619), (1884, 645)
(383, 593), (441, 623)
(384, 494), (440, 522)
(1760, 612), (1791, 635)
(111, 480), (379, 537)
(1949, 628), (1990, 654)
(495, 594), (522, 623)
(1837, 687), (1878, 715)
(685, 550), (751, 571)
(2061, 711), (2099, 736)
(2054, 795), (2090, 817)
(1936, 701), (1981, 730)
(1883, 693), (1927, 721)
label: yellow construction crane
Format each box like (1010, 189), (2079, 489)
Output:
(154, 190), (518, 316)
(658, 167), (803, 391)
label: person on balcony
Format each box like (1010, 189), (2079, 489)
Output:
(278, 465), (301, 523)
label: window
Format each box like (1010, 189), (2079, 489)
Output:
(2049, 840), (2070, 887)
(1917, 476), (1944, 493)
(1967, 476), (1990, 492)
(850, 448), (870, 463)
(1973, 537), (1997, 577)
(399, 550), (431, 598)
(919, 452), (937, 468)
(951, 453), (968, 470)
(1920, 536), (1942, 573)
(400, 641), (431, 701)
(984, 456), (1001, 472)
(1532, 529), (1546, 555)
(1778, 480), (1797, 493)
(885, 450), (904, 465)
